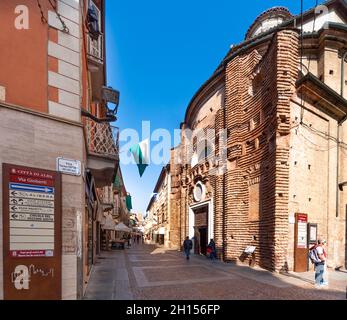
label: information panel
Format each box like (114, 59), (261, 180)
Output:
(294, 213), (308, 273)
(297, 214), (308, 249)
(3, 164), (62, 300)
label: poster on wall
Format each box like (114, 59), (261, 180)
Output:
(3, 164), (62, 300)
(296, 214), (308, 249)
(309, 223), (318, 244)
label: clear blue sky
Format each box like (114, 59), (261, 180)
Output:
(105, 0), (323, 215)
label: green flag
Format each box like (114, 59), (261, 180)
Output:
(113, 171), (123, 191)
(130, 139), (149, 177)
(126, 194), (133, 211)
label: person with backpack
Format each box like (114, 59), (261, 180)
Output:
(309, 239), (328, 288)
(183, 236), (193, 260)
(207, 239), (217, 261)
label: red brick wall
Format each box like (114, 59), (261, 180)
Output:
(170, 30), (299, 271)
(222, 30), (299, 271)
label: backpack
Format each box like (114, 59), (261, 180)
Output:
(308, 247), (320, 264)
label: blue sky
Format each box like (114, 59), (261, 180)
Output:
(105, 0), (323, 215)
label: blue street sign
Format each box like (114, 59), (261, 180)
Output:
(9, 183), (54, 194)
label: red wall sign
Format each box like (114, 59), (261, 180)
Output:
(297, 214), (308, 223)
(3, 164), (62, 300)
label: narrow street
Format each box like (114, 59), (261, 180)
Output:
(84, 244), (347, 300)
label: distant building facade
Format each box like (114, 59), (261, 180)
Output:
(146, 165), (180, 248)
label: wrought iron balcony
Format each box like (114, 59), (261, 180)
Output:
(86, 119), (119, 159)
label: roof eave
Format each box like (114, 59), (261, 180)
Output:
(296, 73), (347, 122)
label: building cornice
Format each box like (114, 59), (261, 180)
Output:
(296, 73), (347, 122)
(0, 101), (83, 128)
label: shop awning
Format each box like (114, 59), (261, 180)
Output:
(115, 222), (132, 233)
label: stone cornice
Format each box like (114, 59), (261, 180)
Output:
(296, 73), (347, 122)
(0, 101), (83, 128)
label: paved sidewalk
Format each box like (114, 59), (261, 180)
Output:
(84, 250), (133, 300)
(84, 243), (347, 300)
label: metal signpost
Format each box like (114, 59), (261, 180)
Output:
(3, 164), (62, 300)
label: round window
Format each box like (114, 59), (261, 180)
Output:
(193, 182), (204, 202)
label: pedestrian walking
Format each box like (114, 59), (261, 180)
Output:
(127, 233), (132, 248)
(207, 239), (217, 261)
(309, 239), (328, 288)
(183, 236), (193, 260)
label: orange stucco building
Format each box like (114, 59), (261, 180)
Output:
(0, 0), (122, 299)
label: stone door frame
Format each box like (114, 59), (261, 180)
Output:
(188, 199), (214, 253)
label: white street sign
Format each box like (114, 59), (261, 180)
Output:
(10, 221), (54, 229)
(56, 157), (81, 176)
(9, 190), (54, 200)
(10, 197), (54, 208)
(10, 213), (54, 222)
(10, 205), (54, 214)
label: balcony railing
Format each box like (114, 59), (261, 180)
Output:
(86, 119), (119, 158)
(87, 33), (104, 64)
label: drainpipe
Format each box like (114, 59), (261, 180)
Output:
(222, 107), (227, 262)
(336, 52), (347, 218)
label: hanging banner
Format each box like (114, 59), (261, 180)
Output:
(3, 164), (62, 300)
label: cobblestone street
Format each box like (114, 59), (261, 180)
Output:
(84, 244), (347, 300)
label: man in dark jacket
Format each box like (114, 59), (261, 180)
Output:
(207, 239), (217, 260)
(183, 237), (193, 260)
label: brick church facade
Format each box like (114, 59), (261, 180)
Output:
(150, 0), (347, 272)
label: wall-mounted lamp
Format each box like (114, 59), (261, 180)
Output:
(102, 86), (120, 119)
